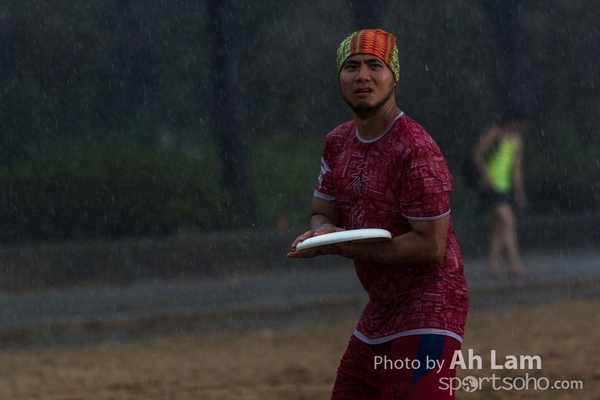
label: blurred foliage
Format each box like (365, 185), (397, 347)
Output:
(0, 144), (245, 242)
(0, 135), (323, 242)
(527, 121), (600, 213)
(0, 0), (598, 241)
(251, 132), (323, 228)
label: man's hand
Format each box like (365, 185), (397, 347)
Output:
(287, 224), (343, 258)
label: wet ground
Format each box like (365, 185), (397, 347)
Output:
(1, 249), (599, 349)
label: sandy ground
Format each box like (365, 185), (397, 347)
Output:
(1, 299), (599, 400)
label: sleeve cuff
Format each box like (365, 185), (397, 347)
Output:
(402, 209), (450, 221)
(313, 190), (336, 201)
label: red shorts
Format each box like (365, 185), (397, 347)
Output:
(332, 334), (461, 400)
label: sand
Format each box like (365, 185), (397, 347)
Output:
(1, 298), (598, 400)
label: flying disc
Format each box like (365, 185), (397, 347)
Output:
(296, 228), (392, 251)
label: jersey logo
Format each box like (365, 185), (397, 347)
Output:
(347, 162), (368, 194)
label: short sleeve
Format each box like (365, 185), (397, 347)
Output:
(314, 139), (336, 201)
(399, 143), (453, 220)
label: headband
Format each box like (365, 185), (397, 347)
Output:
(336, 28), (400, 82)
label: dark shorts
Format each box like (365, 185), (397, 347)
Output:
(332, 334), (462, 400)
(478, 190), (516, 210)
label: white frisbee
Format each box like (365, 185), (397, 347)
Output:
(296, 228), (392, 251)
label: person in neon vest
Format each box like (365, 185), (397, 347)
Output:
(472, 110), (529, 278)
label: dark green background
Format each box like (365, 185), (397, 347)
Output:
(1, 0), (598, 242)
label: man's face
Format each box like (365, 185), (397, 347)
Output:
(339, 54), (396, 114)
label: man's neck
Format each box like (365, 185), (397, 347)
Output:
(354, 103), (401, 141)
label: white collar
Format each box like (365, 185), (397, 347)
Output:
(355, 111), (404, 143)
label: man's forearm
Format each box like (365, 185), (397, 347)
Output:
(309, 213), (340, 230)
(339, 230), (446, 264)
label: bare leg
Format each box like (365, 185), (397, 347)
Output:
(499, 204), (528, 276)
(492, 203), (528, 276)
(487, 205), (504, 277)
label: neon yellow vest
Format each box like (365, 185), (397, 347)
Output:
(484, 137), (519, 193)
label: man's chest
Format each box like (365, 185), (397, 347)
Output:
(332, 143), (399, 203)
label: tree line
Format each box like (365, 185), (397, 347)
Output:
(0, 0), (598, 242)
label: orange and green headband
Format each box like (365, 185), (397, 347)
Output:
(336, 29), (400, 82)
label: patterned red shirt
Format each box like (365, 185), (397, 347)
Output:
(314, 112), (468, 344)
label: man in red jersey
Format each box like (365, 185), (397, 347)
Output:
(288, 29), (468, 399)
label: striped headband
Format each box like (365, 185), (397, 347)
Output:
(336, 29), (400, 82)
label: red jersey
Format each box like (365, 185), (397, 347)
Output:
(314, 112), (468, 344)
